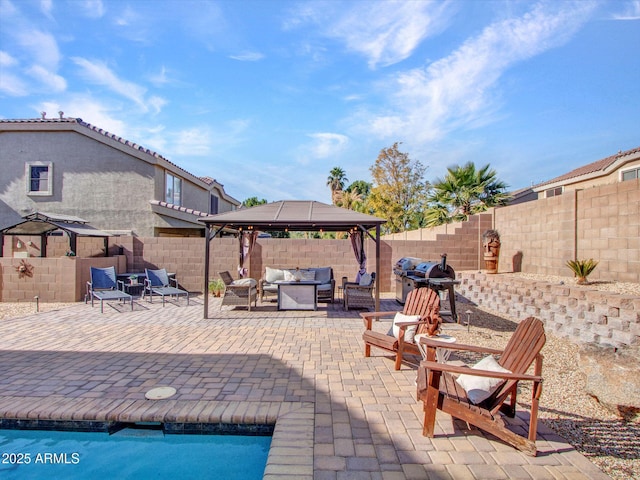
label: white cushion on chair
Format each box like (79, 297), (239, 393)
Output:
(359, 273), (372, 286)
(231, 278), (257, 287)
(390, 312), (420, 342)
(456, 355), (512, 404)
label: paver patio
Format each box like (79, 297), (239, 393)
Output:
(0, 295), (610, 479)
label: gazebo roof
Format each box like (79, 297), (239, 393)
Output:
(0, 212), (112, 237)
(199, 200), (386, 232)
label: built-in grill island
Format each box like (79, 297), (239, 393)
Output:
(393, 254), (460, 322)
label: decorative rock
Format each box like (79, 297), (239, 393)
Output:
(578, 344), (640, 422)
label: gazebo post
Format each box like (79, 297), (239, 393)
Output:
(375, 224), (381, 312)
(204, 224), (211, 319)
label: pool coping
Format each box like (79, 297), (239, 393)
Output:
(0, 397), (314, 479)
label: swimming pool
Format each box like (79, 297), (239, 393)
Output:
(0, 423), (272, 479)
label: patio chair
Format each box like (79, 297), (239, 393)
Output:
(361, 287), (442, 370)
(143, 268), (189, 306)
(416, 316), (546, 456)
(87, 266), (133, 313)
(343, 272), (376, 311)
(219, 271), (257, 311)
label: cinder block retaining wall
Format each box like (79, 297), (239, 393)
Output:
(457, 271), (640, 348)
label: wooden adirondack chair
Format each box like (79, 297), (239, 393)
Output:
(416, 316), (546, 456)
(361, 287), (442, 370)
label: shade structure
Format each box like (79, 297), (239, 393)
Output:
(198, 200), (387, 318)
(0, 211), (112, 257)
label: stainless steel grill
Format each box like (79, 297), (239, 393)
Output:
(393, 257), (422, 303)
(394, 254), (456, 307)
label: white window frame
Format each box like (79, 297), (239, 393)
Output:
(25, 161), (53, 196)
(165, 172), (182, 206)
(621, 167), (640, 182)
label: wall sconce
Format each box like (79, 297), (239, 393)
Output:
(16, 240), (23, 249)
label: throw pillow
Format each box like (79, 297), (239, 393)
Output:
(359, 273), (372, 286)
(388, 312), (421, 343)
(300, 270), (315, 281)
(455, 355), (512, 404)
(283, 269), (297, 281)
(265, 267), (284, 283)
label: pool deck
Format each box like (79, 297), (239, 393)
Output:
(0, 294), (610, 479)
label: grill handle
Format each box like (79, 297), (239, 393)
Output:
(439, 253), (447, 271)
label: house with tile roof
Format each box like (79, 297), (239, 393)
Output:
(532, 146), (640, 199)
(0, 115), (240, 237)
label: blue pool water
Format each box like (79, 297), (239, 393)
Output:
(0, 427), (271, 479)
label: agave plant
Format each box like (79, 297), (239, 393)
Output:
(566, 258), (599, 285)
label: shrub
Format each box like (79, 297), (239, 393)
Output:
(566, 258), (599, 285)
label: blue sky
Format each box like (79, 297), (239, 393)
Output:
(1, 0), (639, 204)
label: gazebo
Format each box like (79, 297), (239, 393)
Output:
(0, 211), (112, 257)
(198, 200), (386, 319)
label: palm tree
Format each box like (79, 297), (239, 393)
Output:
(425, 162), (510, 226)
(327, 167), (348, 205)
(335, 188), (363, 210)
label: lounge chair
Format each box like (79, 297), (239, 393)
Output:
(143, 268), (189, 306)
(219, 271), (257, 311)
(87, 266), (133, 313)
(417, 316), (546, 456)
(361, 287), (442, 370)
(343, 272), (376, 311)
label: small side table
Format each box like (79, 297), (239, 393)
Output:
(415, 334), (457, 363)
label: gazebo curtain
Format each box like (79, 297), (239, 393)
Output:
(238, 230), (258, 277)
(350, 230), (367, 282)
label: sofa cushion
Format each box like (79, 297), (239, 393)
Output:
(312, 267), (332, 284)
(265, 267), (285, 283)
(300, 269), (316, 281)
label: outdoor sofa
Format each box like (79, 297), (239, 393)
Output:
(259, 267), (335, 303)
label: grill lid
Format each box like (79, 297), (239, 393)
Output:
(394, 257), (422, 272)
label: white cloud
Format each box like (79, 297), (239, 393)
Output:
(71, 57), (166, 113)
(0, 71), (28, 96)
(611, 0), (640, 20)
(229, 51), (265, 61)
(0, 50), (17, 67)
(330, 1), (454, 68)
(287, 0), (454, 69)
(15, 28), (61, 70)
(38, 96), (127, 135)
(172, 127), (212, 156)
(360, 1), (597, 142)
(302, 133), (350, 162)
(39, 0), (53, 18)
(79, 0), (105, 19)
(26, 64), (66, 92)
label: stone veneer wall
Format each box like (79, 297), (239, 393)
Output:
(457, 271), (640, 348)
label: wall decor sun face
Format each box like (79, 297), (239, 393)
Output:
(15, 260), (34, 279)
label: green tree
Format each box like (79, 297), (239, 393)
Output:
(242, 196), (267, 207)
(335, 188), (364, 211)
(425, 162), (510, 226)
(368, 142), (429, 233)
(326, 167), (348, 204)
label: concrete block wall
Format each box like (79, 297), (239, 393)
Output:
(457, 271), (640, 348)
(576, 179), (640, 283)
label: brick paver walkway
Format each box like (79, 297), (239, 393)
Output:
(0, 295), (610, 479)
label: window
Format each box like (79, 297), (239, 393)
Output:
(622, 167), (640, 181)
(165, 173), (182, 206)
(26, 162), (53, 195)
(545, 186), (562, 198)
(210, 194), (219, 214)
